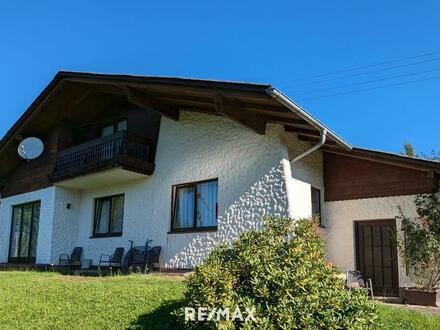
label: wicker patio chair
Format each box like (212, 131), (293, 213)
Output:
(98, 247), (125, 272)
(346, 270), (374, 300)
(59, 247), (82, 270)
(145, 246), (161, 272)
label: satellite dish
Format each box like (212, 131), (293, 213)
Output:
(18, 137), (44, 161)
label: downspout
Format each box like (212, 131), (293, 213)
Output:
(290, 128), (327, 163)
(266, 87), (341, 224)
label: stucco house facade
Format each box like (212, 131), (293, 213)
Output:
(0, 72), (438, 297)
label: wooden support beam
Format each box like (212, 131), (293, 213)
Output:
(298, 134), (336, 145)
(123, 86), (179, 121)
(64, 76), (270, 101)
(214, 94), (266, 135)
(60, 89), (93, 121)
(267, 117), (309, 126)
(284, 126), (320, 136)
(152, 93), (286, 112)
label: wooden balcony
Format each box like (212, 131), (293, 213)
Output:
(52, 131), (154, 184)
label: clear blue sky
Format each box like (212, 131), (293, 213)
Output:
(1, 1), (439, 154)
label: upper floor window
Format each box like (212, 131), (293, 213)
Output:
(93, 194), (124, 238)
(101, 120), (127, 137)
(170, 179), (218, 232)
(311, 187), (322, 226)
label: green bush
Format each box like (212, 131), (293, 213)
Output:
(179, 217), (377, 329)
(397, 193), (440, 291)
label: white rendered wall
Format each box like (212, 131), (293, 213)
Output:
(281, 131), (324, 220)
(0, 112), (329, 268)
(50, 187), (81, 263)
(0, 187), (55, 264)
(324, 195), (417, 287)
(70, 112), (293, 268)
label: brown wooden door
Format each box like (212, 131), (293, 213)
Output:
(355, 220), (399, 296)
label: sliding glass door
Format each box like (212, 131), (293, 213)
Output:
(9, 201), (40, 263)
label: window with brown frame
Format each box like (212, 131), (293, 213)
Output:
(93, 194), (124, 238)
(170, 179), (218, 233)
(100, 119), (127, 137)
(311, 187), (322, 226)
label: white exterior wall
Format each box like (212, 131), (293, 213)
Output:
(282, 132), (324, 220)
(66, 112), (293, 268)
(324, 195), (417, 287)
(0, 110), (421, 280)
(0, 112), (331, 268)
(0, 109), (419, 281)
(0, 187), (56, 264)
(51, 187), (81, 263)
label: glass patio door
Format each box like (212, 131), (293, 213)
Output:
(9, 201), (40, 263)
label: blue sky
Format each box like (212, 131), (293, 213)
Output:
(1, 1), (439, 154)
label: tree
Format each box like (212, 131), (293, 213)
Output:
(401, 141), (440, 161)
(402, 141), (416, 157)
(426, 150), (440, 161)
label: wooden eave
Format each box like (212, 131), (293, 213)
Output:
(323, 147), (440, 173)
(0, 72), (344, 168)
(2, 71), (438, 182)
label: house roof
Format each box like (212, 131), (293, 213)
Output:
(0, 71), (439, 177)
(0, 71), (349, 151)
(323, 146), (440, 172)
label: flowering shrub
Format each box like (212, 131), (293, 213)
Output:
(397, 193), (440, 291)
(178, 217), (377, 329)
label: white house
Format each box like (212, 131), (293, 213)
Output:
(0, 72), (438, 297)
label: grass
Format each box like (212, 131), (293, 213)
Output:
(0, 271), (185, 329)
(1, 272), (440, 329)
(377, 303), (440, 330)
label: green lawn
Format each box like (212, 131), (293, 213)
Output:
(0, 271), (185, 329)
(377, 303), (440, 330)
(1, 272), (440, 329)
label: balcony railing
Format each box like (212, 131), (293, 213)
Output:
(52, 131), (154, 181)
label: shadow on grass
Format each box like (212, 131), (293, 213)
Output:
(129, 300), (185, 330)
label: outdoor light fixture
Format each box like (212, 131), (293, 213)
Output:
(66, 203), (72, 209)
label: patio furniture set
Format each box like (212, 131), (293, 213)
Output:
(58, 239), (161, 275)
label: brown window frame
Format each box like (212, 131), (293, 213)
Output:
(92, 194), (124, 238)
(100, 119), (127, 137)
(311, 187), (323, 227)
(169, 178), (218, 234)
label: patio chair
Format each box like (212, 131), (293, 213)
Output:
(130, 248), (148, 273)
(134, 239), (152, 274)
(145, 246), (161, 272)
(346, 270), (374, 300)
(59, 247), (82, 270)
(129, 243), (161, 274)
(98, 247), (125, 272)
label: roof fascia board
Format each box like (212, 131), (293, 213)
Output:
(266, 88), (352, 151)
(324, 147), (440, 172)
(0, 74), (66, 151)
